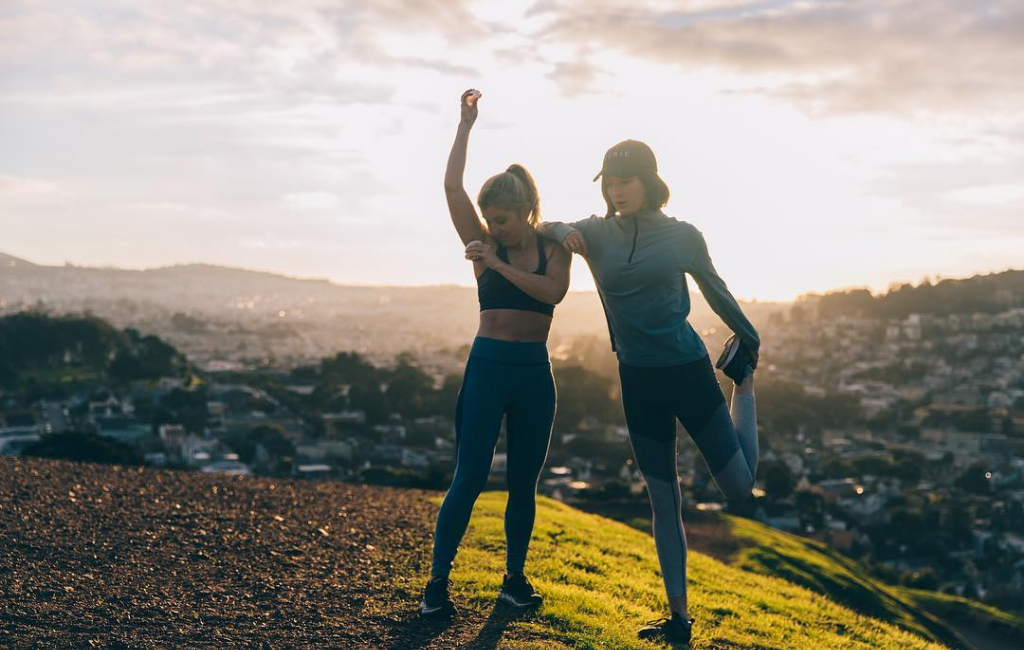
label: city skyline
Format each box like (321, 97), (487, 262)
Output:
(2, 1), (1023, 301)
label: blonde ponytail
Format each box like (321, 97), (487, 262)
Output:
(477, 164), (542, 226)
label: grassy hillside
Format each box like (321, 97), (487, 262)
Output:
(725, 516), (969, 649)
(415, 493), (956, 650)
(896, 588), (1024, 650)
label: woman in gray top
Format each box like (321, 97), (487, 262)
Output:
(540, 139), (761, 645)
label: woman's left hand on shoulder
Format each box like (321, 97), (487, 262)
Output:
(561, 230), (588, 257)
(465, 240), (500, 268)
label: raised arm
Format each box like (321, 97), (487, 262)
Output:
(465, 239), (572, 305)
(444, 90), (487, 246)
(684, 227), (761, 356)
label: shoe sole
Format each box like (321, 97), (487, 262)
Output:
(497, 591), (541, 608)
(716, 336), (740, 370)
(637, 632), (691, 645)
(419, 601), (455, 616)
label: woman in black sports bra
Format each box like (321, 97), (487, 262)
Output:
(419, 89), (572, 617)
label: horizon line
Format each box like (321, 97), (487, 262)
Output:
(2, 249), (1019, 305)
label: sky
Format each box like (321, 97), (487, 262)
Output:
(1, 0), (1022, 302)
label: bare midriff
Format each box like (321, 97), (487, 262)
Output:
(476, 309), (552, 343)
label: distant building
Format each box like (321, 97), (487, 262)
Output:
(814, 478), (864, 503)
(95, 416), (149, 444)
(322, 411), (366, 438)
(295, 463), (332, 479)
(159, 424), (187, 448)
(202, 460), (251, 476)
(295, 439), (353, 462)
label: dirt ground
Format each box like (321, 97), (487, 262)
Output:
(0, 457), (543, 649)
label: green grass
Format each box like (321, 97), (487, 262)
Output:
(725, 516), (970, 649)
(896, 587), (1024, 642)
(427, 492), (955, 649)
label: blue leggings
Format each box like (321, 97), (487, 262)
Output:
(430, 337), (555, 578)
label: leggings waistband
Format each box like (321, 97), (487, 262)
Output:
(469, 336), (549, 365)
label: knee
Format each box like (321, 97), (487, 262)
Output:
(450, 468), (488, 498)
(717, 473), (755, 502)
(644, 477), (681, 514)
(506, 472), (540, 496)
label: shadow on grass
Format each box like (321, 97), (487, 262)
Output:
(466, 602), (539, 650)
(384, 610), (457, 650)
(384, 601), (536, 650)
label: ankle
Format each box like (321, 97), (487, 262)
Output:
(735, 372), (755, 394)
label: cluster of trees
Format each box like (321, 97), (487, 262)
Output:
(0, 312), (188, 391)
(22, 431), (143, 466)
(264, 350), (620, 434)
(792, 269), (1024, 320)
(753, 378), (862, 439)
(223, 424), (296, 475)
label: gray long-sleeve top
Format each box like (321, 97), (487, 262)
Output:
(543, 208), (760, 367)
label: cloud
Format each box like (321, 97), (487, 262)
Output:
(131, 201), (230, 219)
(0, 0), (482, 112)
(0, 174), (57, 195)
(943, 183), (1024, 206)
(239, 238), (304, 250)
(283, 191), (342, 210)
(531, 0), (1024, 116)
(546, 57), (611, 98)
(870, 158), (1024, 232)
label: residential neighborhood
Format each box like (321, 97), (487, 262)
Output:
(2, 288), (1023, 615)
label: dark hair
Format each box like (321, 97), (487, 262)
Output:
(601, 170), (670, 218)
(477, 164), (541, 226)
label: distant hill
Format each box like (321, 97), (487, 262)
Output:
(0, 250), (785, 369)
(0, 251), (39, 269)
(7, 456), (1022, 649)
(796, 270), (1024, 320)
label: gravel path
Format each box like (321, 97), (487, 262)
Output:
(0, 457), (537, 649)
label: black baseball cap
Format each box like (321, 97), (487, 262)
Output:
(593, 139), (658, 182)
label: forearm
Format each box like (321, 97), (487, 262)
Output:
(695, 274), (760, 352)
(444, 122), (472, 192)
(685, 227), (759, 352)
(491, 261), (566, 305)
(537, 221), (577, 242)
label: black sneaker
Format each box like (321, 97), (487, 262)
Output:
(419, 576), (456, 617)
(638, 613), (694, 644)
(715, 334), (756, 385)
(498, 573), (543, 608)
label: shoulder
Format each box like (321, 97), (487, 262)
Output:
(668, 217), (706, 245)
(574, 214), (607, 232)
(662, 213), (698, 234)
(664, 217), (710, 266)
(542, 239), (569, 262)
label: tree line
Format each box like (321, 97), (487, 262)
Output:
(792, 269), (1024, 320)
(0, 311), (189, 390)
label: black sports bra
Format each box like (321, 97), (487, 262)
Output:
(477, 236), (555, 317)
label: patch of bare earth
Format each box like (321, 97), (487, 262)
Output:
(0, 457), (545, 649)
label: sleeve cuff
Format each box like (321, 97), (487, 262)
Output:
(549, 223), (577, 242)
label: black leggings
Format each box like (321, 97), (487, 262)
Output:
(619, 354), (757, 599)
